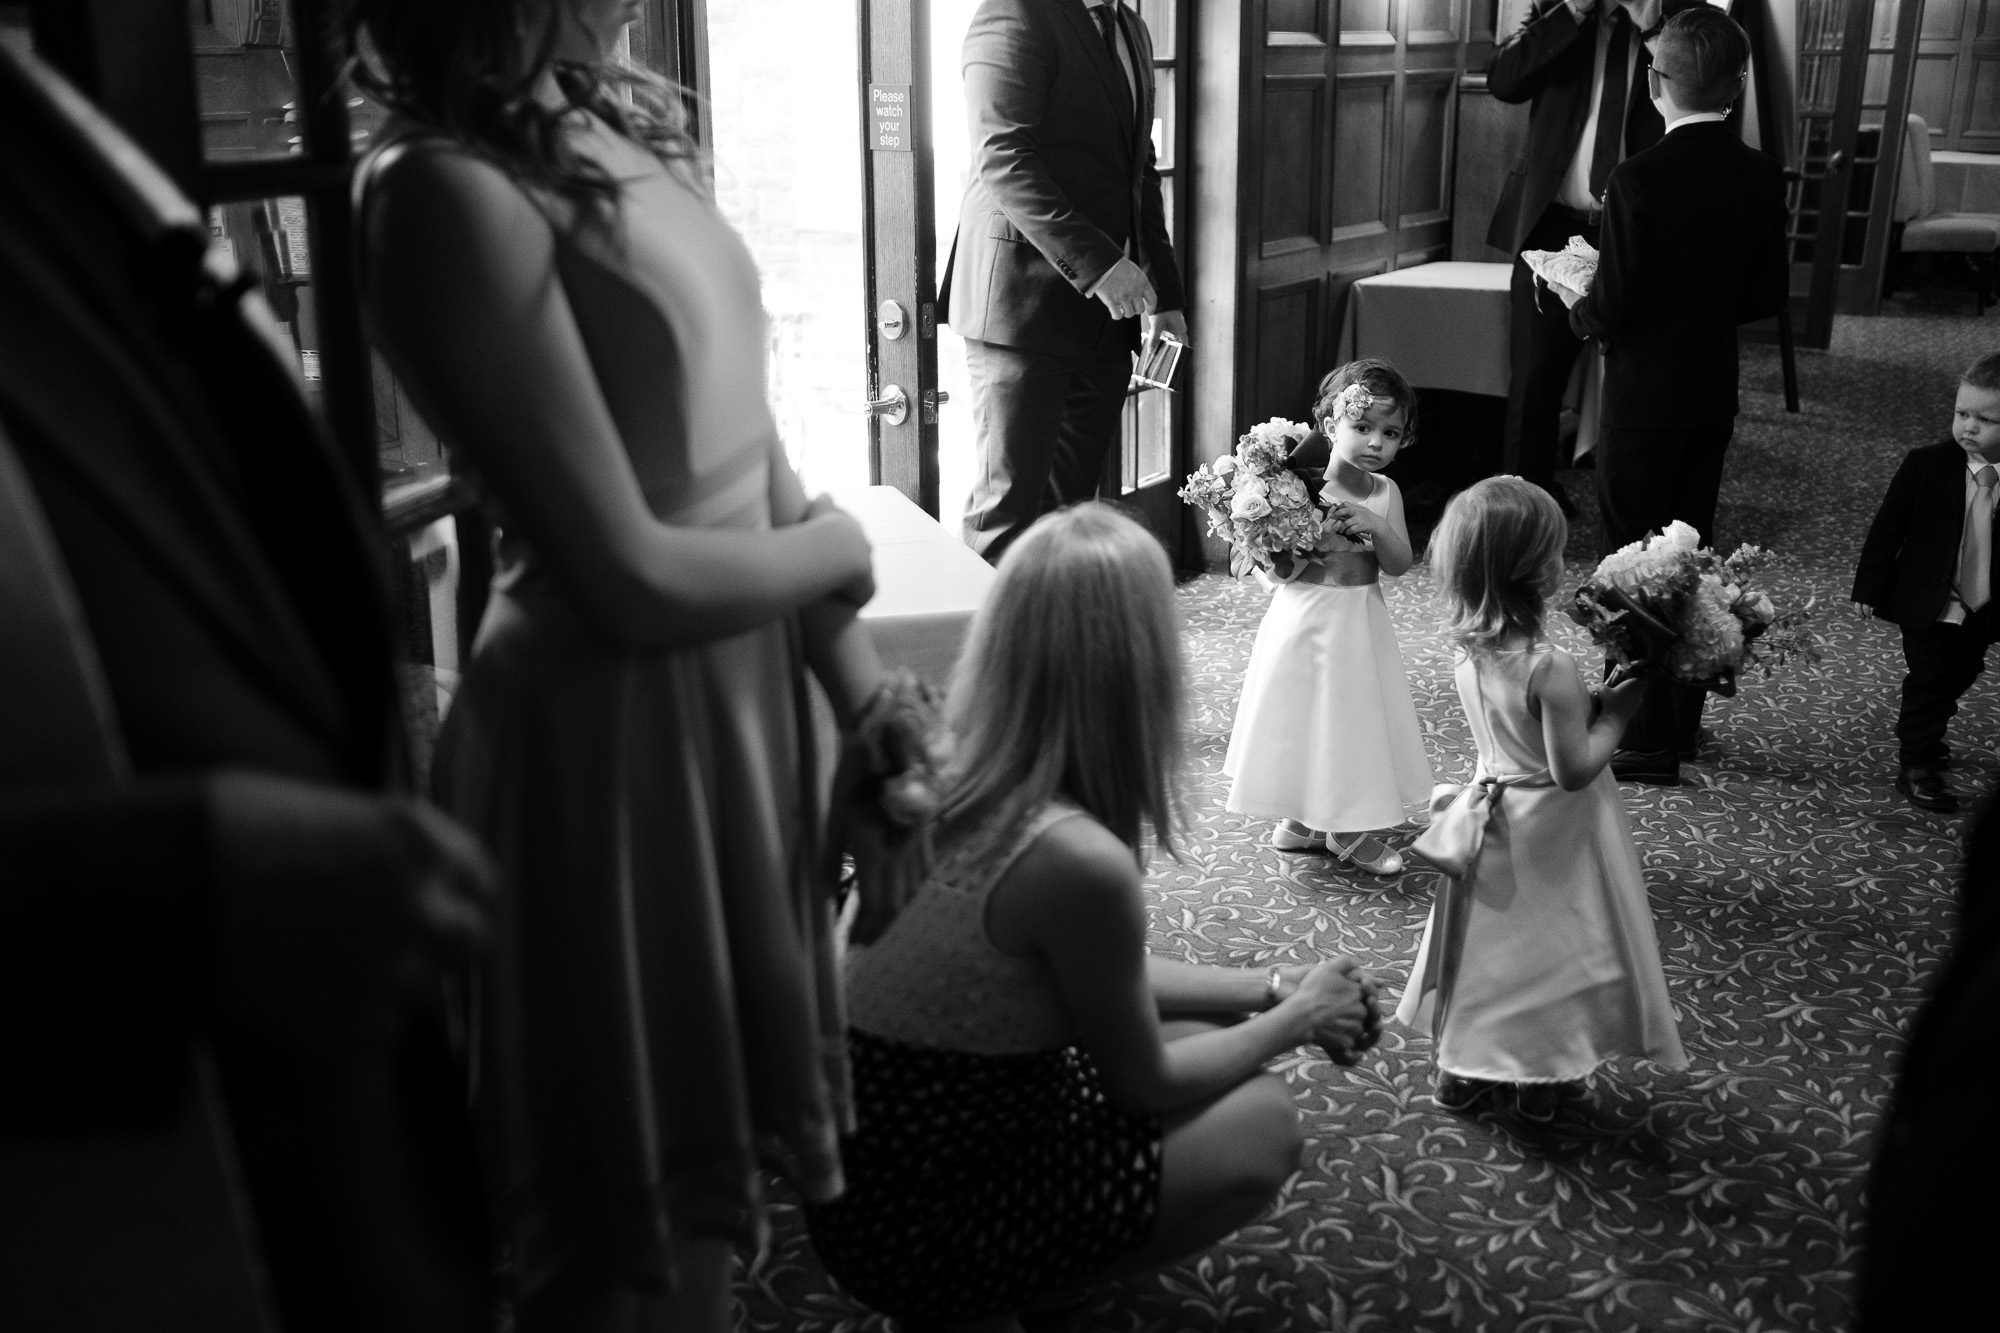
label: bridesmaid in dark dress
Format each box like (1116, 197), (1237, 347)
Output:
(346, 0), (886, 1327)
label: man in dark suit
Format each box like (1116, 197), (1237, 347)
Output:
(1853, 355), (2000, 812)
(942, 0), (1186, 564)
(1562, 6), (1789, 786)
(0, 42), (493, 1333)
(1488, 0), (1685, 516)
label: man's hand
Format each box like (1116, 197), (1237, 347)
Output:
(1143, 307), (1190, 362)
(1091, 256), (1157, 322)
(208, 772), (497, 1041)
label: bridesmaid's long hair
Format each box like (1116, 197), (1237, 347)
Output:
(1432, 475), (1567, 656)
(939, 504), (1185, 866)
(341, 0), (702, 223)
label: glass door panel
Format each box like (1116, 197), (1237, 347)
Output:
(707, 0), (869, 494)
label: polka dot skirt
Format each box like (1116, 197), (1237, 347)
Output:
(804, 1029), (1162, 1322)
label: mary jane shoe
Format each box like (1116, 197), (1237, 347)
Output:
(1328, 832), (1402, 876)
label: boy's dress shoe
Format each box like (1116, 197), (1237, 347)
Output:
(1435, 1073), (1498, 1112)
(1515, 1082), (1564, 1123)
(1896, 766), (1958, 812)
(1611, 747), (1681, 786)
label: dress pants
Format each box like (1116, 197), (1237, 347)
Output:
(960, 336), (1131, 565)
(1504, 208), (1601, 495)
(1897, 610), (1997, 767)
(1596, 421), (1735, 757)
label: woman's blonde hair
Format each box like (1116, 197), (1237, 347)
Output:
(938, 503), (1184, 863)
(1430, 476), (1567, 654)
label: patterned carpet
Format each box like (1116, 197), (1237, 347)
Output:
(741, 299), (1997, 1332)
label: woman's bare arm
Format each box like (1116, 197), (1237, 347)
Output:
(1536, 649), (1644, 790)
(988, 819), (1368, 1116)
(766, 456), (886, 722)
(362, 147), (872, 651)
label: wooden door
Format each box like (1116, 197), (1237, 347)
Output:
(860, 0), (944, 512)
(1912, 0), (2000, 153)
(1787, 0), (1920, 341)
(1238, 0), (1466, 428)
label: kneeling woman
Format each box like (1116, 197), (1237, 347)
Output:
(807, 504), (1379, 1330)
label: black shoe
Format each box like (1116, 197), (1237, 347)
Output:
(1611, 747), (1681, 786)
(1896, 765), (1959, 812)
(1435, 1073), (1499, 1112)
(1515, 1082), (1564, 1123)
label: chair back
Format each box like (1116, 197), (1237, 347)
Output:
(1898, 112), (1937, 223)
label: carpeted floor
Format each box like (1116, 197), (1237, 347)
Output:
(740, 297), (2000, 1332)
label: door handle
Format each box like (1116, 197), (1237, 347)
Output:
(861, 385), (909, 426)
(1826, 148), (1847, 173)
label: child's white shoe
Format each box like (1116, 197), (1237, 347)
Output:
(1328, 832), (1403, 876)
(1269, 821), (1324, 852)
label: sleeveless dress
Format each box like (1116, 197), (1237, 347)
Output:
(371, 118), (850, 1292)
(804, 804), (1162, 1321)
(1394, 647), (1686, 1082)
(1223, 472), (1433, 833)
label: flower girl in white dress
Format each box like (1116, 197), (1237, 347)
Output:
(1223, 359), (1435, 876)
(1395, 477), (1686, 1120)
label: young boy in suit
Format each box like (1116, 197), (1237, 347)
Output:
(1554, 5), (1789, 787)
(1854, 353), (2000, 812)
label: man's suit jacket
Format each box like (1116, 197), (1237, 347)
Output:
(1485, 0), (1679, 254)
(939, 0), (1184, 357)
(1853, 441), (2000, 630)
(1567, 121), (1789, 430)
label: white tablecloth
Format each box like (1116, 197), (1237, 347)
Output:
(1335, 260), (1604, 458)
(834, 484), (994, 685)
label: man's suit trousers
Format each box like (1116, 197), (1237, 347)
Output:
(1897, 611), (1997, 768)
(960, 336), (1131, 565)
(1597, 420), (1734, 756)
(1504, 208), (1600, 496)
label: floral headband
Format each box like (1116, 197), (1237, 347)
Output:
(1329, 383), (1378, 424)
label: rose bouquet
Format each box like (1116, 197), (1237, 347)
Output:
(1568, 520), (1822, 696)
(1180, 392), (1376, 580)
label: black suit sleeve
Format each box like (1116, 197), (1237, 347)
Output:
(1487, 0), (1587, 105)
(1853, 449), (1923, 616)
(0, 777), (211, 1133)
(1568, 168), (1646, 341)
(963, 0), (1126, 295)
(1131, 13), (1184, 312)
(1137, 117), (1183, 312)
(1737, 159), (1791, 325)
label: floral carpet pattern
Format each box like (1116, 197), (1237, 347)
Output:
(740, 303), (1997, 1332)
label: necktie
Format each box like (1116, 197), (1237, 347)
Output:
(1588, 9), (1631, 202)
(1962, 464), (1997, 612)
(1092, 4), (1133, 124)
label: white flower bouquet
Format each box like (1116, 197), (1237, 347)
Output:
(1179, 411), (1359, 580)
(1568, 520), (1822, 696)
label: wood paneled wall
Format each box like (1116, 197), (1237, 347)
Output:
(1192, 0), (1471, 514)
(1450, 1), (1524, 263)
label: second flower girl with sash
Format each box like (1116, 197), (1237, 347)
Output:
(1396, 477), (1685, 1120)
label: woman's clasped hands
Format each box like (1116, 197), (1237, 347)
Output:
(1274, 957), (1383, 1067)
